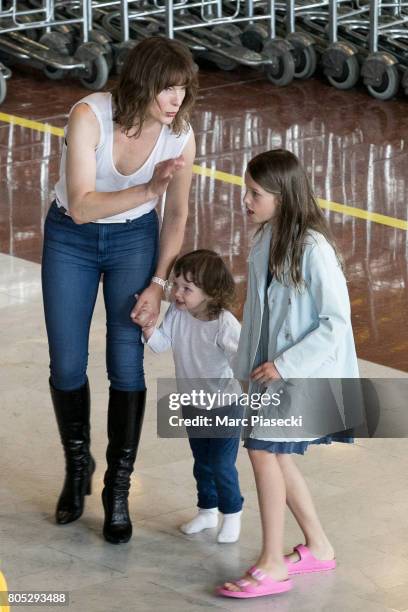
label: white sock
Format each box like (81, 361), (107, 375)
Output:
(179, 508), (218, 535)
(217, 510), (242, 543)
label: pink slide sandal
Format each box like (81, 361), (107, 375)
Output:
(285, 544), (336, 575)
(216, 566), (293, 599)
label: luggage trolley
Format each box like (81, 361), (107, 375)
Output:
(236, 0), (327, 79)
(308, 0), (408, 98)
(99, 0), (297, 86)
(0, 59), (11, 103)
(292, 0), (408, 97)
(38, 0), (115, 73)
(286, 0), (363, 90)
(348, 0), (408, 98)
(164, 0), (297, 85)
(0, 0), (109, 94)
(87, 0), (141, 73)
(241, 0), (365, 89)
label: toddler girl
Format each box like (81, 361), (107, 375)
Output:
(142, 249), (244, 543)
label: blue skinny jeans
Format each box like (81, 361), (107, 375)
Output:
(41, 201), (159, 392)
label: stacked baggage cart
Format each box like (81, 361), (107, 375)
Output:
(1, 0), (407, 105)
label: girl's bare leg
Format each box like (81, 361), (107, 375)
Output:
(222, 449), (288, 591)
(276, 453), (335, 562)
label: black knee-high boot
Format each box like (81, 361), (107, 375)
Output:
(50, 378), (96, 524)
(102, 388), (146, 544)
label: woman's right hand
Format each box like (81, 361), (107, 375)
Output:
(147, 155), (185, 198)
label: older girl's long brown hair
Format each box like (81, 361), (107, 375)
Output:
(248, 149), (342, 288)
(112, 37), (198, 137)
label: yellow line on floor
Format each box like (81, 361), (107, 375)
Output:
(192, 163), (243, 186)
(318, 199), (408, 231)
(0, 570), (10, 612)
(193, 164), (407, 230)
(0, 112), (64, 137)
(1, 112), (407, 231)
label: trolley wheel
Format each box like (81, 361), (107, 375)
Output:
(39, 31), (71, 56)
(402, 70), (408, 98)
(0, 72), (7, 105)
(196, 50), (238, 72)
(287, 34), (317, 79)
(114, 41), (137, 75)
(53, 26), (76, 55)
(78, 46), (109, 91)
(263, 41), (295, 87)
(240, 24), (268, 53)
(89, 30), (114, 73)
(322, 45), (359, 90)
(362, 54), (399, 101)
(212, 24), (242, 45)
(40, 32), (71, 81)
(212, 54), (239, 72)
(43, 65), (65, 80)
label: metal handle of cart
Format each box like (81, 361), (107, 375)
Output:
(0, 0), (91, 41)
(200, 0), (242, 22)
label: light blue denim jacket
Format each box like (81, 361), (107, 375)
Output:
(234, 223), (359, 382)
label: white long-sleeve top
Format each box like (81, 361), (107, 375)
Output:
(145, 303), (242, 407)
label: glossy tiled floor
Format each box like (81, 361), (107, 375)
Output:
(1, 253), (408, 612)
(1, 63), (408, 612)
(1, 65), (408, 370)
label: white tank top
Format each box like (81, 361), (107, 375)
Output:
(54, 92), (193, 223)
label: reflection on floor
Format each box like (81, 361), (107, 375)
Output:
(1, 253), (408, 612)
(0, 67), (408, 370)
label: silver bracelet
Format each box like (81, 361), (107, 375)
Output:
(151, 276), (169, 291)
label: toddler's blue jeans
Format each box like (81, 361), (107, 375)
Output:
(188, 435), (244, 514)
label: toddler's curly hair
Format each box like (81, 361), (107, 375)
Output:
(173, 250), (235, 318)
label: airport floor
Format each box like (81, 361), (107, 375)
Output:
(1, 65), (408, 612)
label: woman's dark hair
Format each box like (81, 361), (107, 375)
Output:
(173, 250), (235, 318)
(247, 149), (342, 288)
(112, 37), (198, 137)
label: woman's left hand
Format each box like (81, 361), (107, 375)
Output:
(130, 284), (162, 327)
(250, 361), (282, 384)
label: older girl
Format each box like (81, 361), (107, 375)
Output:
(218, 149), (358, 598)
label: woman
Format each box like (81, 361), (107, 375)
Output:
(42, 37), (198, 544)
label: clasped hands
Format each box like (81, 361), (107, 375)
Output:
(130, 284), (161, 329)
